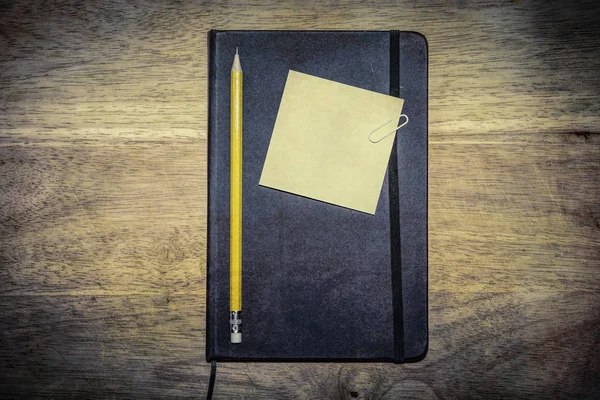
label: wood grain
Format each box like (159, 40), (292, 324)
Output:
(1, 0), (599, 398)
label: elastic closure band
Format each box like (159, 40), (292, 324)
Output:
(389, 30), (404, 364)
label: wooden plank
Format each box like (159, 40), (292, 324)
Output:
(0, 294), (205, 399)
(430, 141), (600, 293)
(1, 140), (597, 296)
(0, 291), (597, 398)
(1, 1), (599, 142)
(0, 143), (206, 296)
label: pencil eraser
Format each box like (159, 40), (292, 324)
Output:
(231, 332), (242, 344)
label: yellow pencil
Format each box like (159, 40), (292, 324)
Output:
(230, 47), (243, 344)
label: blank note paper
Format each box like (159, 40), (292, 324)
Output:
(259, 70), (405, 214)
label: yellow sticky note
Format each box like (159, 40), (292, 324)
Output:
(259, 70), (404, 214)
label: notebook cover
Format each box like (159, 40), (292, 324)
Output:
(206, 30), (428, 363)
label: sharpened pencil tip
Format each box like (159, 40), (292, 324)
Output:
(232, 47), (242, 72)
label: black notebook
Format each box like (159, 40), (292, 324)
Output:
(206, 30), (428, 363)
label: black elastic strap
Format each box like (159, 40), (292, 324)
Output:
(206, 360), (217, 400)
(389, 30), (404, 363)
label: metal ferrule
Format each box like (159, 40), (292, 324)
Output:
(230, 311), (242, 334)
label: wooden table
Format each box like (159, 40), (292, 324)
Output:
(1, 1), (598, 398)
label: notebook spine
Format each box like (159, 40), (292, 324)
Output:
(389, 29), (405, 364)
(206, 29), (218, 362)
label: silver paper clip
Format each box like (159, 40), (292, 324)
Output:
(368, 114), (409, 143)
